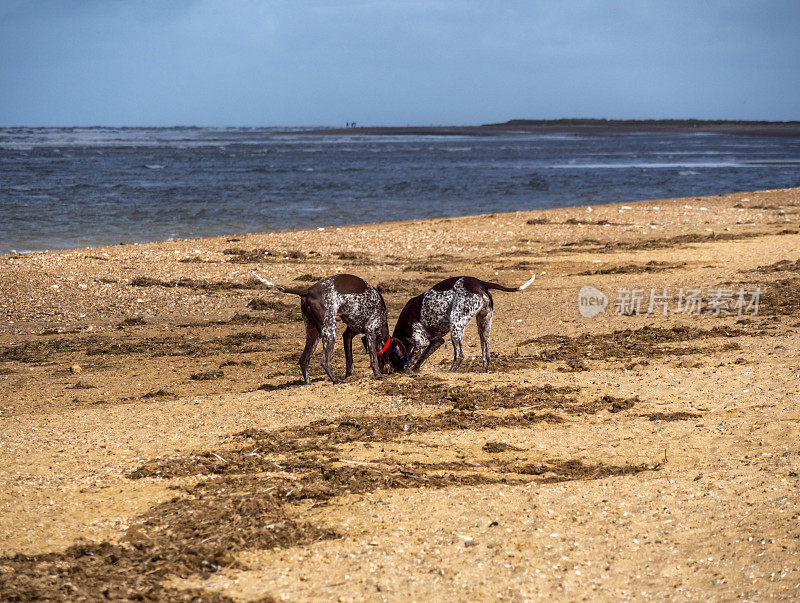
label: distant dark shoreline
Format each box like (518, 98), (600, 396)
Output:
(3, 120), (799, 138)
(309, 119), (800, 138)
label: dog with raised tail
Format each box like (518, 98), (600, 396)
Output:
(388, 274), (536, 373)
(250, 271), (392, 384)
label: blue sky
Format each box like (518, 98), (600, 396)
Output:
(1, 0), (798, 126)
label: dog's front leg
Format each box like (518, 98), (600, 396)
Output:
(418, 337), (445, 367)
(403, 339), (428, 373)
(363, 332), (382, 378)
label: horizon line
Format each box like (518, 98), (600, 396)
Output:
(2, 118), (800, 129)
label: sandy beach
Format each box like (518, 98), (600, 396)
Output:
(1, 187), (799, 600)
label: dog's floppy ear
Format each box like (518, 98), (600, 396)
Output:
(391, 337), (407, 360)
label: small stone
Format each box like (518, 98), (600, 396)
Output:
(70, 365), (82, 374)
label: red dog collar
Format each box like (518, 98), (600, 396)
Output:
(378, 336), (391, 356)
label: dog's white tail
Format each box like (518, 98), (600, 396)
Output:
(250, 270), (310, 296)
(250, 270), (278, 289)
(516, 273), (536, 291)
(482, 273), (536, 293)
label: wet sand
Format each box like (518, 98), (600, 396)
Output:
(1, 187), (799, 600)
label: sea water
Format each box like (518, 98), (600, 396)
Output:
(1, 127), (798, 253)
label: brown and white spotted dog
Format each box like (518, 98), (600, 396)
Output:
(389, 274), (536, 373)
(250, 271), (392, 384)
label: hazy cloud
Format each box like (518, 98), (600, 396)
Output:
(1, 0), (798, 125)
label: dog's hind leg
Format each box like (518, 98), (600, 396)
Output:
(476, 306), (493, 372)
(320, 334), (339, 383)
(299, 317), (320, 385)
(448, 293), (482, 372)
(449, 325), (466, 371)
(343, 327), (357, 379)
(319, 310), (339, 384)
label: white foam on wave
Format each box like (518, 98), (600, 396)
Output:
(546, 162), (750, 170)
